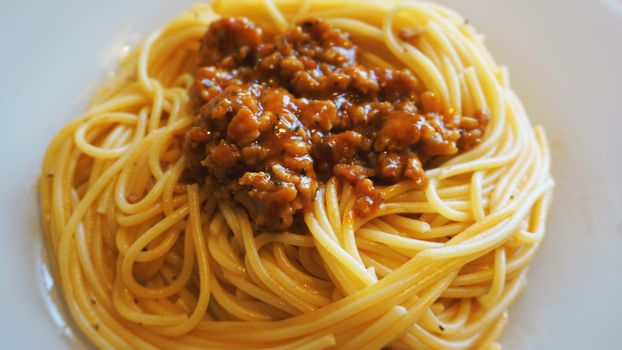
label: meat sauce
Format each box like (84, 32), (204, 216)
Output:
(185, 17), (487, 231)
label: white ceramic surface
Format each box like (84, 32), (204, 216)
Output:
(1, 0), (620, 349)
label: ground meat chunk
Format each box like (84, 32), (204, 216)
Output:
(235, 172), (301, 229)
(199, 17), (262, 66)
(185, 17), (488, 231)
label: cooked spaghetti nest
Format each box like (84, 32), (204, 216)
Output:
(40, 0), (553, 349)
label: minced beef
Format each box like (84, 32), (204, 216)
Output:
(185, 17), (487, 231)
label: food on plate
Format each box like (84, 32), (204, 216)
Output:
(40, 0), (553, 348)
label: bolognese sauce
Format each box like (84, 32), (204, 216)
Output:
(185, 17), (487, 231)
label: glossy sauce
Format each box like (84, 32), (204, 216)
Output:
(185, 18), (487, 230)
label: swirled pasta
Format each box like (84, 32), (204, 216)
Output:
(40, 1), (553, 349)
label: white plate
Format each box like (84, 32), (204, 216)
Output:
(1, 0), (620, 348)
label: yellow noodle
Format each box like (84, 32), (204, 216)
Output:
(39, 1), (553, 349)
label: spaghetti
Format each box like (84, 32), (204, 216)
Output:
(40, 0), (553, 349)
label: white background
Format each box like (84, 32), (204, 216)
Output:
(0, 0), (620, 348)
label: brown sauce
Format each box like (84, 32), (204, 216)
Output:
(184, 17), (487, 231)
